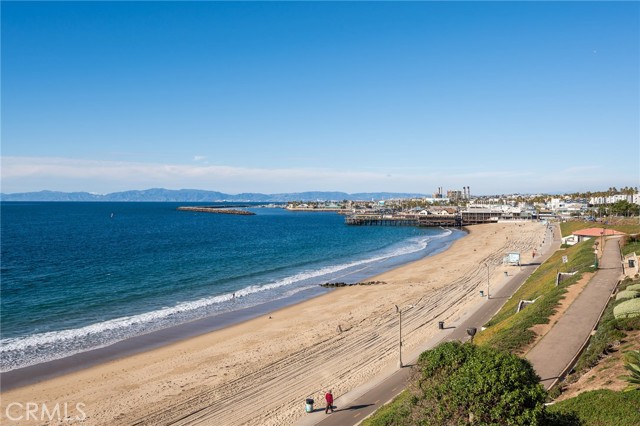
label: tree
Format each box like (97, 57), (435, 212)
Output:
(611, 200), (639, 217)
(401, 342), (546, 425)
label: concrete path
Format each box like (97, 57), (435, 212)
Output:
(526, 236), (622, 389)
(298, 224), (561, 426)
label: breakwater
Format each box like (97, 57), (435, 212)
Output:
(177, 206), (255, 215)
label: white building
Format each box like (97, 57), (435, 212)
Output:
(589, 193), (639, 205)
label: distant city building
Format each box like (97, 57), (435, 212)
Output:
(447, 190), (462, 201)
(589, 194), (639, 205)
(445, 186), (470, 202)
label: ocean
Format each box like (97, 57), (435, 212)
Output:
(0, 202), (464, 372)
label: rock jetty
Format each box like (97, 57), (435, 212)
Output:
(320, 281), (386, 288)
(177, 206), (255, 215)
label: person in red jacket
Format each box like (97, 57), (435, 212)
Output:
(325, 390), (334, 414)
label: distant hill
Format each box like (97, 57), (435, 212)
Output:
(0, 190), (103, 202)
(0, 188), (427, 202)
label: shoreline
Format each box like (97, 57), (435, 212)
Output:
(0, 227), (465, 391)
(0, 286), (327, 391)
(1, 222), (547, 426)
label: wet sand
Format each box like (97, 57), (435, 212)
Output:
(1, 222), (547, 426)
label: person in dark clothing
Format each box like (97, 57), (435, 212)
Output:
(325, 390), (334, 414)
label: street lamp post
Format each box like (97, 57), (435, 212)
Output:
(395, 304), (413, 368)
(486, 263), (491, 299)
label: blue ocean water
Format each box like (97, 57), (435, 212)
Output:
(0, 202), (464, 371)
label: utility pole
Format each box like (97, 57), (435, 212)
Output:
(486, 263), (491, 299)
(395, 304), (413, 368)
(396, 305), (402, 368)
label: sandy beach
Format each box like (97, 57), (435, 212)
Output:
(1, 222), (548, 425)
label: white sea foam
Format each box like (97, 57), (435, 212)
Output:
(1, 230), (456, 372)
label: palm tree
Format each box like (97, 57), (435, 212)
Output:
(623, 350), (640, 391)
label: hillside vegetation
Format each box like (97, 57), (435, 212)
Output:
(473, 240), (595, 353)
(364, 227), (640, 426)
(547, 390), (640, 426)
(559, 220), (640, 238)
(362, 342), (546, 426)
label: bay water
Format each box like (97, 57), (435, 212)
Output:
(0, 202), (464, 372)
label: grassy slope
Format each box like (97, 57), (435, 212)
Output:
(361, 391), (410, 426)
(364, 232), (639, 426)
(560, 221), (640, 238)
(473, 240), (595, 352)
(545, 270), (640, 425)
(622, 241), (640, 256)
(547, 390), (640, 426)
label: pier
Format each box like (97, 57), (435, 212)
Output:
(345, 216), (420, 226)
(345, 212), (498, 227)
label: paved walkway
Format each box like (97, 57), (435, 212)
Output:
(300, 230), (623, 425)
(526, 236), (622, 389)
(298, 224), (561, 426)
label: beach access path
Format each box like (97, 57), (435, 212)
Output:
(525, 236), (622, 389)
(298, 224), (561, 426)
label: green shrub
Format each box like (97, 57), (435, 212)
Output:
(616, 315), (640, 330)
(626, 283), (640, 291)
(615, 290), (640, 301)
(614, 298), (640, 319)
(408, 342), (545, 425)
(365, 342), (547, 425)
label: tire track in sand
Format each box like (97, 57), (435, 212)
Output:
(126, 223), (545, 426)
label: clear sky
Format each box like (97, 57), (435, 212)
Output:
(2, 1), (638, 195)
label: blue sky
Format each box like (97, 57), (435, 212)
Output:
(2, 1), (638, 195)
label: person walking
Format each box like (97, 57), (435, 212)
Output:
(325, 390), (334, 414)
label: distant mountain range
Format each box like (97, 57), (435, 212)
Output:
(0, 189), (427, 202)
